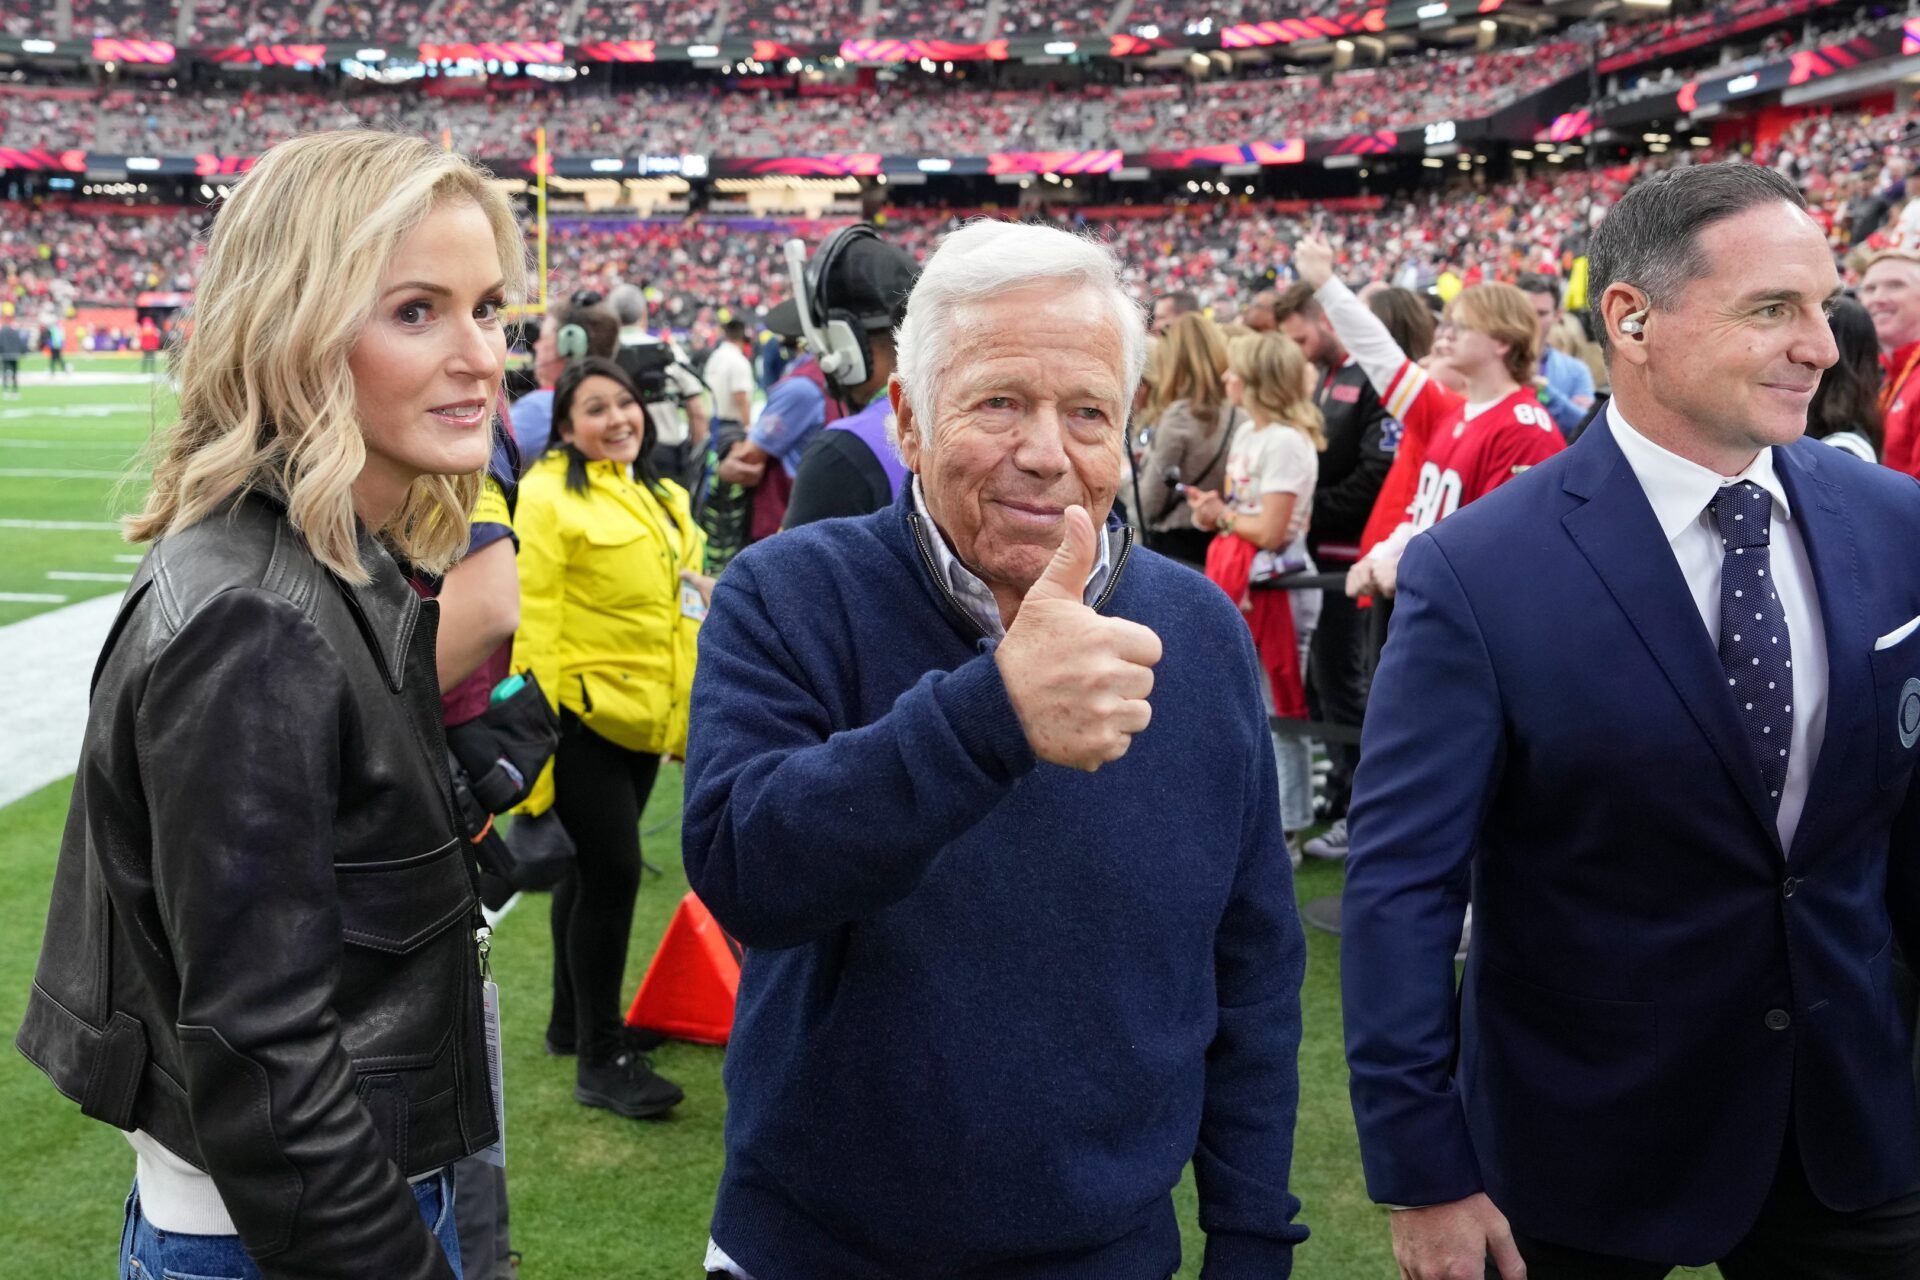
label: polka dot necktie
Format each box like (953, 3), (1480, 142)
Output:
(1709, 481), (1793, 811)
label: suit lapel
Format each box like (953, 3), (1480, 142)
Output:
(1560, 426), (1783, 851)
(1776, 444), (1870, 863)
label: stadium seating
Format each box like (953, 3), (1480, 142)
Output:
(0, 40), (1582, 158)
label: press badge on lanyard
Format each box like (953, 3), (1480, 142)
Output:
(476, 925), (507, 1168)
(680, 579), (709, 622)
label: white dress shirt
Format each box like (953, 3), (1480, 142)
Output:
(1609, 402), (1828, 850)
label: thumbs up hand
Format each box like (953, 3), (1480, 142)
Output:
(994, 506), (1164, 772)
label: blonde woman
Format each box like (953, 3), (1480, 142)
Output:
(17, 131), (525, 1279)
(1135, 312), (1243, 567)
(1186, 331), (1326, 842)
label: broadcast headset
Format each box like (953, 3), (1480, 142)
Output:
(783, 222), (882, 393)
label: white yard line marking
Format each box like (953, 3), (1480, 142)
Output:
(0, 468), (128, 479)
(0, 594), (120, 807)
(0, 519), (120, 531)
(1, 404), (154, 421)
(482, 893), (523, 928)
(0, 592), (69, 604)
(0, 439), (140, 450)
(112, 554), (144, 564)
(48, 571), (133, 583)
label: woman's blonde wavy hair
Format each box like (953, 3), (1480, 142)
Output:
(1226, 331), (1325, 449)
(127, 130), (529, 582)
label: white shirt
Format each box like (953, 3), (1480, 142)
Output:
(910, 477), (1113, 639)
(703, 341), (756, 424)
(1609, 402), (1828, 850)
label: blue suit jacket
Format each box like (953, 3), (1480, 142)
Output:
(1342, 419), (1920, 1263)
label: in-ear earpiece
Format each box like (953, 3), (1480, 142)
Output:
(1619, 309), (1649, 336)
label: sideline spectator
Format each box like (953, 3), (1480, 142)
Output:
(609, 282), (710, 490)
(0, 314), (24, 396)
(509, 303), (618, 465)
(15, 129), (522, 1278)
(138, 314), (161, 373)
(1858, 244), (1920, 475)
(1290, 236), (1561, 600)
(1187, 330), (1326, 849)
(1516, 272), (1598, 440)
(1152, 288), (1199, 336)
(1806, 295), (1883, 462)
(779, 267), (914, 528)
(684, 220), (1308, 1278)
(1273, 278), (1393, 835)
(512, 356), (709, 1120)
(1135, 311), (1241, 567)
(713, 226), (916, 542)
(703, 317), (757, 441)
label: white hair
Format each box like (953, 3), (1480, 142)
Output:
(891, 219), (1148, 451)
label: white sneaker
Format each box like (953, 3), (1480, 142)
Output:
(1303, 819), (1349, 861)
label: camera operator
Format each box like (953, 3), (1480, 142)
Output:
(608, 283), (710, 490)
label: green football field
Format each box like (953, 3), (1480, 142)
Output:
(0, 357), (1718, 1277)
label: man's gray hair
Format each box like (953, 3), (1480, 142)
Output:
(1587, 162), (1808, 353)
(893, 220), (1148, 445)
(607, 283), (647, 327)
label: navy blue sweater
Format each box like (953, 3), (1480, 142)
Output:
(682, 486), (1308, 1279)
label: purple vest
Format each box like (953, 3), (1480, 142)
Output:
(827, 395), (909, 501)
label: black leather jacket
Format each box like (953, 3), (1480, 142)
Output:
(16, 491), (496, 1278)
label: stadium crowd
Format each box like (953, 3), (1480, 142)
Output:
(0, 43), (1581, 160)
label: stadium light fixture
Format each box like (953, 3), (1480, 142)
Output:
(876, 174), (888, 185)
(1336, 39), (1353, 51)
(1690, 136), (1711, 147)
(21, 39), (55, 53)
(1137, 25), (1160, 37)
(1649, 143), (1669, 153)
(1416, 2), (1448, 18)
(1422, 158), (1445, 168)
(1510, 150), (1533, 160)
(689, 44), (719, 57)
(1044, 41), (1077, 55)
(1063, 178), (1073, 187)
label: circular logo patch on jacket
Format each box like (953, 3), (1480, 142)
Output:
(1901, 678), (1920, 751)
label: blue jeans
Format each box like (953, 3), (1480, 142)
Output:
(120, 1168), (461, 1278)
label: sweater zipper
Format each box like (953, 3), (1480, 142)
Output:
(907, 513), (1134, 635)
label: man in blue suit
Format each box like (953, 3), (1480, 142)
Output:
(1342, 162), (1920, 1280)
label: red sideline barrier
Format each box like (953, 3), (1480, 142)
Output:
(625, 892), (741, 1045)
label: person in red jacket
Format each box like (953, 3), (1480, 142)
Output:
(1293, 234), (1563, 600)
(1858, 241), (1920, 476)
(138, 315), (161, 374)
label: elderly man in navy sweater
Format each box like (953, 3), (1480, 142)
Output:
(682, 220), (1308, 1280)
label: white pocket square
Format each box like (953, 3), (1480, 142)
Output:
(1876, 614), (1920, 651)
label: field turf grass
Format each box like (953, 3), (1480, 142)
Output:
(0, 358), (1720, 1277)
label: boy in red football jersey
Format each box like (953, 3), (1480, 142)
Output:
(1294, 235), (1564, 598)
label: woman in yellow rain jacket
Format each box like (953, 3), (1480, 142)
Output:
(512, 355), (710, 1119)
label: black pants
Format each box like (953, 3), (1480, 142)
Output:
(1492, 1134), (1920, 1280)
(0, 357), (16, 389)
(1307, 577), (1372, 816)
(548, 715), (661, 1063)
(47, 350), (65, 373)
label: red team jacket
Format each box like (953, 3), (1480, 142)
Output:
(1358, 360), (1564, 557)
